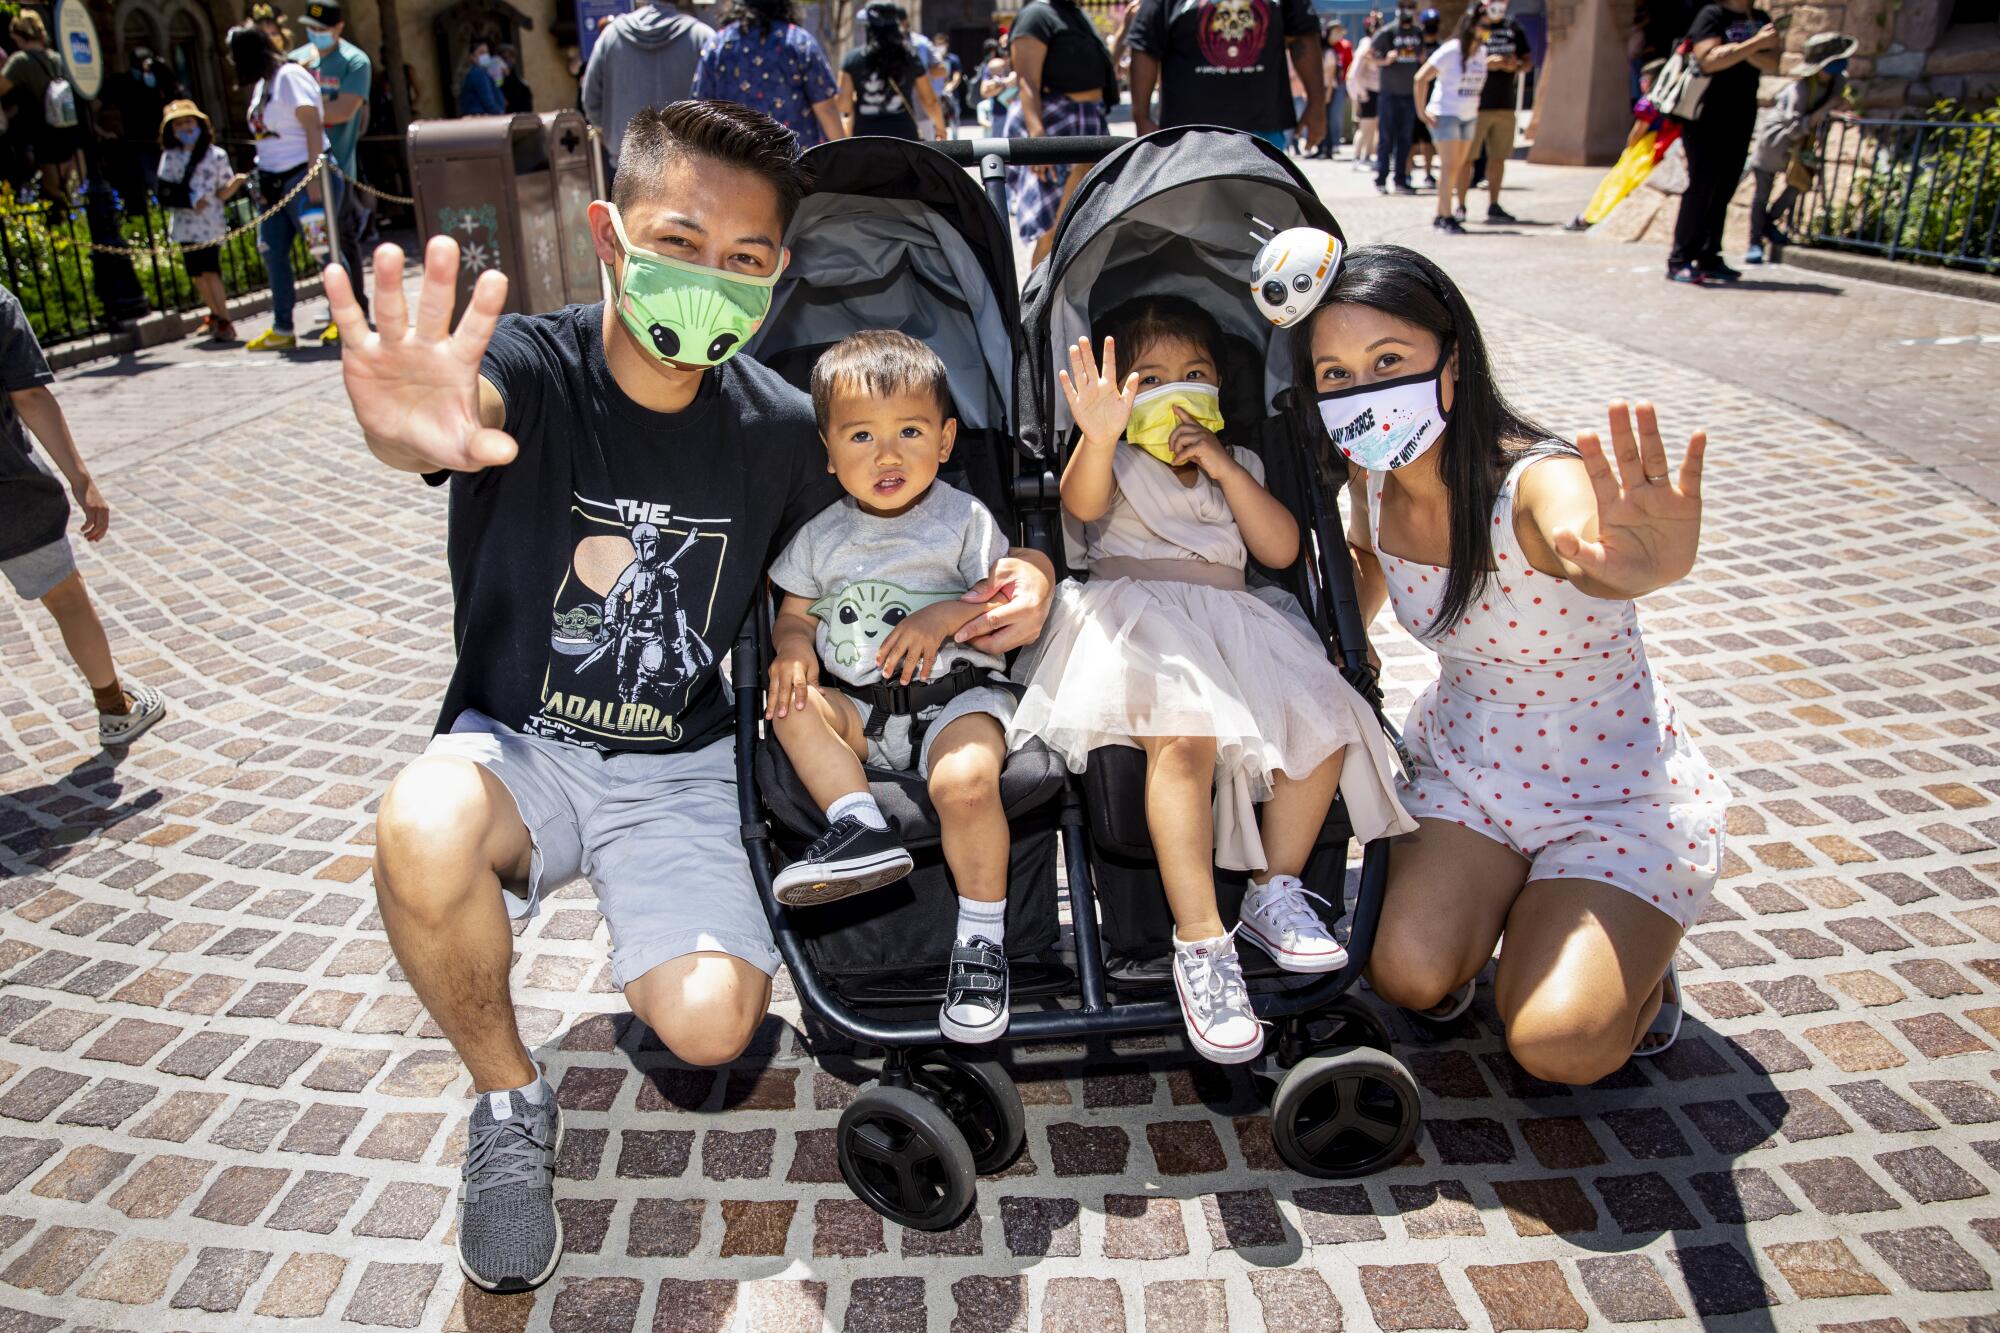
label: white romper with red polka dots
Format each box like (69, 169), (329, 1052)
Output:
(1368, 447), (1726, 928)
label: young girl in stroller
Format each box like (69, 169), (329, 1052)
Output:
(1010, 296), (1414, 1065)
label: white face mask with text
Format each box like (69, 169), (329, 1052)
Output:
(1314, 357), (1451, 472)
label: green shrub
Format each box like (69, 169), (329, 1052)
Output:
(1813, 99), (2000, 272)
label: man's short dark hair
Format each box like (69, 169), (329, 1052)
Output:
(612, 100), (810, 233)
(810, 330), (953, 434)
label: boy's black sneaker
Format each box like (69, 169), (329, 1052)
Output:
(1486, 204), (1518, 223)
(939, 936), (1010, 1044)
(1698, 259), (1742, 283)
(774, 816), (914, 907)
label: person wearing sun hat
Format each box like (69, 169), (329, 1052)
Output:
(157, 99), (248, 340)
(1745, 29), (1855, 264)
(292, 0), (373, 341)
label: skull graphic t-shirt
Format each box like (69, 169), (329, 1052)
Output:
(1131, 0), (1320, 134)
(429, 302), (840, 752)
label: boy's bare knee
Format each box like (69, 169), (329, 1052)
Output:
(927, 751), (1001, 814)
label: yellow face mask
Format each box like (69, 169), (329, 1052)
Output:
(1125, 381), (1225, 465)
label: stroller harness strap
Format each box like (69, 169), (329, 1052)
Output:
(840, 661), (1023, 749)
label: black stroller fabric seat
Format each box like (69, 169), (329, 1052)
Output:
(756, 732), (1066, 850)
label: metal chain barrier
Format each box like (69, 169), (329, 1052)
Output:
(323, 156), (418, 207)
(78, 155), (329, 259)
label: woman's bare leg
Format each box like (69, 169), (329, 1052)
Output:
(1364, 818), (1528, 1010)
(1492, 878), (1685, 1085)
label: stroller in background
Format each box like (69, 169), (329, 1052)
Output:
(731, 131), (1422, 1233)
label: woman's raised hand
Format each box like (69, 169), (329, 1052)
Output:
(1550, 401), (1705, 596)
(1058, 335), (1140, 448)
(326, 236), (519, 473)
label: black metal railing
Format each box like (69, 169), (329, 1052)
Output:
(1798, 112), (2000, 273)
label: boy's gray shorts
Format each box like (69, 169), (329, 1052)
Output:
(1, 536), (76, 601)
(852, 684), (1016, 777)
(422, 709), (777, 987)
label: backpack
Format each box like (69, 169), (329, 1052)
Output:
(37, 53), (78, 129)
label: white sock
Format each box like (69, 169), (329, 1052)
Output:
(956, 896), (1006, 947)
(826, 791), (886, 831)
(484, 1068), (544, 1119)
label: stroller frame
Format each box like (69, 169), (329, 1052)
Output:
(730, 132), (1421, 1231)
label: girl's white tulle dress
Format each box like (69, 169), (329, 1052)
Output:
(1008, 444), (1415, 871)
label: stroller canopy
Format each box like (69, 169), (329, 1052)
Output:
(748, 137), (1019, 434)
(1019, 128), (1343, 458)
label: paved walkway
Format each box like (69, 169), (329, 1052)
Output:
(1, 154), (1997, 1332)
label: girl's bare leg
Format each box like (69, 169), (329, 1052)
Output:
(1140, 734), (1223, 940)
(1256, 750), (1344, 878)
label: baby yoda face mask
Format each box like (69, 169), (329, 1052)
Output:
(1125, 381), (1225, 465)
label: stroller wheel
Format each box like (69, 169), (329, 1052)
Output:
(1312, 997), (1393, 1054)
(1270, 1046), (1421, 1179)
(907, 1048), (1027, 1175)
(837, 1084), (978, 1231)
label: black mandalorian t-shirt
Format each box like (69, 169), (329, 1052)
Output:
(429, 302), (839, 753)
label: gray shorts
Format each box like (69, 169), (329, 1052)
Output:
(852, 684), (1017, 778)
(1, 536), (76, 601)
(422, 709), (776, 986)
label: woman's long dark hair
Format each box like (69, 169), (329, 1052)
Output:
(1453, 1), (1485, 49)
(723, 0), (797, 33)
(860, 3), (918, 89)
(1294, 243), (1562, 639)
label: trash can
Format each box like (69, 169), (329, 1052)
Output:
(539, 109), (603, 307)
(407, 113), (584, 319)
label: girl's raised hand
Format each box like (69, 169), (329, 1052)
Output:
(1550, 401), (1705, 596)
(1058, 335), (1140, 448)
(1167, 406), (1232, 478)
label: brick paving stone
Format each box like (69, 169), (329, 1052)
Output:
(343, 1260), (441, 1327)
(264, 1168), (366, 1233)
(700, 1127), (773, 1180)
(0, 1068), (86, 1121)
(1042, 1277), (1126, 1333)
(550, 1276), (644, 1333)
(1360, 1264), (1469, 1331)
(76, 1237), (187, 1305)
(301, 1046), (389, 1093)
(1672, 1242), (1780, 1316)
(1596, 1171), (1699, 1232)
(1392, 1179), (1486, 1238)
(1247, 1270), (1342, 1333)
(814, 1198), (885, 1258)
(1807, 1022), (1910, 1072)
(1465, 1261), (1591, 1331)
(1493, 1176), (1600, 1236)
(903, 1210), (982, 1258)
(1575, 1254), (1686, 1323)
(1914, 1080), (2000, 1125)
(1292, 1183), (1386, 1244)
(1875, 1145), (1990, 1202)
(845, 1275), (926, 1333)
(129, 1089), (223, 1142)
(627, 1198), (703, 1257)
(949, 1275), (1028, 1333)
(1047, 1122), (1129, 1175)
(191, 1163), (291, 1225)
(1784, 1157), (1904, 1214)
(108, 1153), (211, 1218)
(1104, 1195), (1188, 1259)
(1142, 1278), (1225, 1333)
(1519, 1116), (1606, 1168)
(1764, 1239), (1891, 1299)
(82, 1017), (181, 1066)
(169, 1246), (270, 1312)
(1145, 1119), (1227, 1174)
(354, 1181), (448, 1240)
(616, 1130), (693, 1179)
(1691, 1167), (1801, 1223)
(155, 1031), (247, 1080)
(54, 1077), (154, 1129)
(1864, 1226), (1994, 1293)
(1, 1225), (114, 1295)
(1428, 1116), (1515, 1164)
(253, 1252), (346, 1319)
(278, 1102), (366, 1155)
(1835, 1080), (1936, 1133)
(739, 1280), (826, 1333)
(650, 1278), (739, 1332)
(717, 1199), (795, 1257)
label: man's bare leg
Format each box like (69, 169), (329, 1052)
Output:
(373, 755), (538, 1093)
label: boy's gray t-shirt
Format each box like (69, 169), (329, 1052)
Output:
(768, 480), (1009, 687)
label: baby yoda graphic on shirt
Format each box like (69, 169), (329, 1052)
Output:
(767, 481), (1012, 688)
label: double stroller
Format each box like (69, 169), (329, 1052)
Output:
(733, 129), (1422, 1231)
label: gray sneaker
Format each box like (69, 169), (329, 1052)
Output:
(98, 682), (166, 747)
(457, 1078), (563, 1293)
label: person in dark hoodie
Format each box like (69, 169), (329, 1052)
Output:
(582, 0), (717, 170)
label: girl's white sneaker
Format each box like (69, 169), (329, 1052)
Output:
(1173, 929), (1263, 1064)
(1239, 875), (1348, 973)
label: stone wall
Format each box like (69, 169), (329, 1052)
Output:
(1764, 0), (2000, 111)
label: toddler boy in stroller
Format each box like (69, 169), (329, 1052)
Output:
(765, 330), (1023, 1045)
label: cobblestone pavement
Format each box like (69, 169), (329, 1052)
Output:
(2, 160), (1999, 1332)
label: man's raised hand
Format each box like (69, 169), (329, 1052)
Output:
(326, 236), (519, 474)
